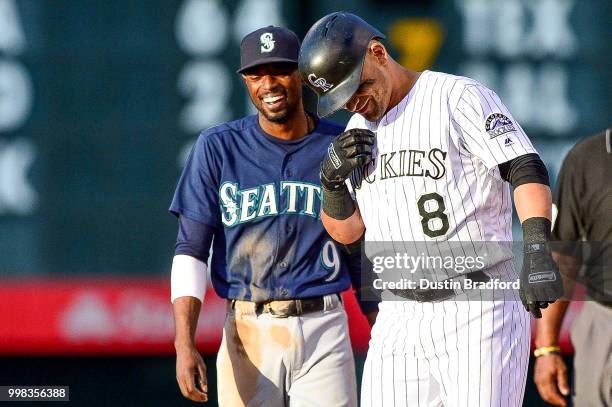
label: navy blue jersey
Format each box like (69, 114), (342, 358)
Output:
(170, 114), (353, 302)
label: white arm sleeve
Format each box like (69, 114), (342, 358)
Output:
(170, 254), (208, 303)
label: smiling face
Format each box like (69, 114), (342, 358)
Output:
(345, 42), (392, 122)
(242, 62), (302, 124)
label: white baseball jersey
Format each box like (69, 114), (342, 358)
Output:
(348, 70), (537, 281)
(349, 71), (533, 407)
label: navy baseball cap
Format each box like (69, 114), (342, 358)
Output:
(237, 26), (300, 74)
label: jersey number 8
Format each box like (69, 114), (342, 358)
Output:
(417, 192), (450, 238)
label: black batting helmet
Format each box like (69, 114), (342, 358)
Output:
(298, 12), (385, 117)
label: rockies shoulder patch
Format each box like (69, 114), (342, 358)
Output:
(485, 113), (516, 139)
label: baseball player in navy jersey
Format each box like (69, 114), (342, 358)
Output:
(169, 26), (374, 406)
(299, 12), (564, 407)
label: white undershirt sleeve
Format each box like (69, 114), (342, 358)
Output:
(170, 254), (208, 303)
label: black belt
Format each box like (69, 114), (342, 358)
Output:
(390, 270), (490, 302)
(229, 295), (336, 318)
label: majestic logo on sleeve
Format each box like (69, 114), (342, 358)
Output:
(260, 33), (275, 53)
(485, 113), (516, 139)
(308, 74), (334, 92)
(219, 181), (322, 227)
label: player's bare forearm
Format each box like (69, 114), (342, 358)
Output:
(535, 300), (570, 347)
(535, 251), (581, 346)
(173, 296), (202, 349)
(321, 208), (366, 244)
(552, 251), (581, 299)
(533, 252), (578, 406)
(173, 296), (208, 402)
(513, 183), (552, 223)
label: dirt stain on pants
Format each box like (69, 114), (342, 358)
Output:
(217, 313), (290, 406)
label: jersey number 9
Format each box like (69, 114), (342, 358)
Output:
(322, 240), (341, 282)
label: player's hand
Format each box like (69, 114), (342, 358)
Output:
(320, 128), (375, 190)
(519, 242), (564, 318)
(176, 344), (208, 403)
(534, 353), (569, 406)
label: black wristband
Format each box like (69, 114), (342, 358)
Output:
(320, 170), (344, 191)
(322, 184), (356, 220)
(522, 217), (551, 244)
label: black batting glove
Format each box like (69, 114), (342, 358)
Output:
(320, 128), (375, 190)
(519, 217), (564, 318)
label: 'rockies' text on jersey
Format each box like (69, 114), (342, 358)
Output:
(170, 114), (352, 302)
(347, 71), (537, 280)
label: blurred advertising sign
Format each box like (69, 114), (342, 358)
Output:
(0, 278), (581, 355)
(0, 278), (224, 355)
(0, 279), (371, 355)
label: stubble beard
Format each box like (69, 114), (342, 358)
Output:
(257, 100), (297, 124)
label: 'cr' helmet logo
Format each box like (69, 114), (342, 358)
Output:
(260, 33), (275, 53)
(308, 73), (334, 92)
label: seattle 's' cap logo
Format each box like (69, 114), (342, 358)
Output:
(260, 33), (275, 53)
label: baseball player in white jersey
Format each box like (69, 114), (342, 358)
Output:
(298, 12), (564, 407)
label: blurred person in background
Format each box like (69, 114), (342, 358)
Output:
(168, 26), (376, 406)
(534, 128), (612, 407)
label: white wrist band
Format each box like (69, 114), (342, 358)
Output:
(170, 254), (207, 303)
